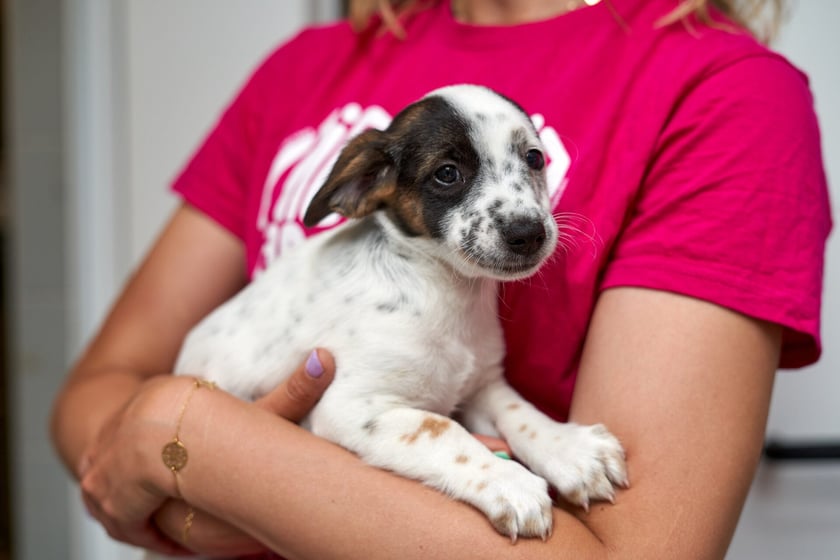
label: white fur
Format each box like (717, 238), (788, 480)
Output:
(158, 85), (627, 555)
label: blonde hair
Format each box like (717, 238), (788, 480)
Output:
(660, 0), (788, 42)
(347, 0), (788, 43)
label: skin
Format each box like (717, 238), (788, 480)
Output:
(52, 2), (784, 557)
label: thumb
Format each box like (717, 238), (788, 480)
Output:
(255, 349), (336, 422)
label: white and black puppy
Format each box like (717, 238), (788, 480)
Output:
(175, 85), (627, 541)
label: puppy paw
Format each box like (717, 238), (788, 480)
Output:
(519, 423), (628, 510)
(463, 458), (553, 541)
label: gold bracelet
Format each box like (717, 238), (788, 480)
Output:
(161, 378), (216, 498)
(182, 506), (196, 544)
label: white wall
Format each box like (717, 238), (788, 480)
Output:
(121, 0), (339, 268)
(6, 1), (70, 557)
(762, 2), (840, 440)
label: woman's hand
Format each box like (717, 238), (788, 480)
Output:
(78, 374), (195, 555)
(151, 349), (337, 556)
(79, 350), (337, 556)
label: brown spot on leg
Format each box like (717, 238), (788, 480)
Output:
(455, 454), (469, 464)
(506, 403), (521, 411)
(400, 416), (452, 444)
(519, 424), (528, 433)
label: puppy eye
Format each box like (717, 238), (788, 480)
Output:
(434, 164), (462, 185)
(525, 149), (545, 171)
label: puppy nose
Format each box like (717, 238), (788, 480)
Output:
(504, 219), (546, 256)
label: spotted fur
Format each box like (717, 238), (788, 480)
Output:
(173, 85), (627, 543)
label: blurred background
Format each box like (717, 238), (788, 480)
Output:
(1, 0), (837, 558)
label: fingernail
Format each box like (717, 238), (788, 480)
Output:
(494, 451), (512, 460)
(305, 350), (324, 378)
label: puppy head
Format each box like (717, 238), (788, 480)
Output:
(304, 84), (558, 280)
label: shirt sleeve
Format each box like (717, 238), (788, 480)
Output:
(601, 53), (833, 368)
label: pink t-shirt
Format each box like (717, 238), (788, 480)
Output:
(173, 0), (831, 422)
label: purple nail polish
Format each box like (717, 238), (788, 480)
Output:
(305, 350), (324, 378)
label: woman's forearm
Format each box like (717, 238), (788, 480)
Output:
(174, 387), (608, 560)
(50, 367), (148, 478)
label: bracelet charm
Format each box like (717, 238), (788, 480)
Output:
(162, 439), (188, 472)
(161, 378), (216, 495)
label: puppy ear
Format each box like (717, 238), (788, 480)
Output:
(303, 129), (396, 227)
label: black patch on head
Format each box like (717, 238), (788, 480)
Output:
(384, 207), (425, 237)
(384, 95), (481, 239)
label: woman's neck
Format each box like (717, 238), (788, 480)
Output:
(451, 0), (601, 25)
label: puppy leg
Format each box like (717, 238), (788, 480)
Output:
(462, 379), (629, 510)
(317, 405), (553, 541)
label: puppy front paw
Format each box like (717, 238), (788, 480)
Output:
(519, 423), (628, 510)
(462, 458), (553, 541)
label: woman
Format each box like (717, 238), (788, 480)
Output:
(51, 0), (831, 558)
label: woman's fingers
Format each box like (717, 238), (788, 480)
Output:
(76, 376), (200, 554)
(255, 349), (336, 422)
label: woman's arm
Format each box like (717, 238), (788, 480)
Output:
(82, 285), (777, 559)
(569, 287), (780, 557)
(51, 204), (248, 476)
(50, 204), (250, 553)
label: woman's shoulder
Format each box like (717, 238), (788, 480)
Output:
(646, 16), (807, 92)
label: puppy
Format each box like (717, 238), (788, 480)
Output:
(174, 84), (627, 543)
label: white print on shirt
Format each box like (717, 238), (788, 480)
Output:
(254, 103), (570, 275)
